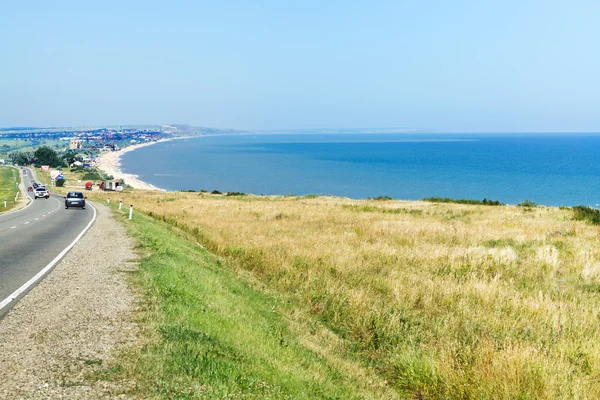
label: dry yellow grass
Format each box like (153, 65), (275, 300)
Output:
(86, 189), (600, 398)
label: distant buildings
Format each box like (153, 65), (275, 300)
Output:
(8, 127), (168, 154)
(69, 138), (82, 150)
(102, 143), (118, 151)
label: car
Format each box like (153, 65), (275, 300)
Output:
(34, 188), (50, 199)
(32, 182), (39, 188)
(65, 192), (86, 209)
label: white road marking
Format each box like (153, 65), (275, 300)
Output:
(24, 222), (29, 224)
(0, 203), (98, 314)
(10, 226), (16, 229)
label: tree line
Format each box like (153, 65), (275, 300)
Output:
(8, 146), (83, 168)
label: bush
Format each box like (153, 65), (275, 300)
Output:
(572, 206), (600, 225)
(211, 190), (222, 195)
(81, 172), (103, 181)
(518, 200), (537, 208)
(226, 192), (246, 197)
(369, 195), (393, 201)
(422, 197), (502, 206)
(55, 178), (65, 187)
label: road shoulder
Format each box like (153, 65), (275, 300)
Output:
(0, 202), (139, 399)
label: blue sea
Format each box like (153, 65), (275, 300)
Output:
(121, 132), (600, 206)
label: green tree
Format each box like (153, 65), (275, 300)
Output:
(8, 150), (35, 165)
(62, 150), (79, 166)
(34, 146), (63, 168)
(55, 178), (66, 187)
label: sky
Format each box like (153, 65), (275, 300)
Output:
(1, 1), (599, 132)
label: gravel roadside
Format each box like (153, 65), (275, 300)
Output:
(0, 202), (140, 399)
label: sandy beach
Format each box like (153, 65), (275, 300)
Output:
(95, 139), (176, 190)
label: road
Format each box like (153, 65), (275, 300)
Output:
(0, 168), (95, 315)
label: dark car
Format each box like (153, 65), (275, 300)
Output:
(65, 192), (86, 209)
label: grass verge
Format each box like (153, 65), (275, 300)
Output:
(105, 203), (393, 399)
(85, 191), (600, 399)
(0, 166), (21, 212)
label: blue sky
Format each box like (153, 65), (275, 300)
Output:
(1, 1), (599, 132)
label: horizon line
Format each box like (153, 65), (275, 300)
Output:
(1, 124), (600, 135)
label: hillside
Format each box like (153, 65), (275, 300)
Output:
(65, 187), (600, 399)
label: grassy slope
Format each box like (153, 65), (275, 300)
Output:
(83, 190), (600, 399)
(0, 166), (20, 211)
(0, 138), (66, 159)
(106, 204), (393, 399)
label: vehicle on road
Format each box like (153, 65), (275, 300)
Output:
(64, 192), (86, 209)
(85, 181), (93, 191)
(32, 182), (39, 189)
(34, 188), (50, 199)
(27, 186), (33, 192)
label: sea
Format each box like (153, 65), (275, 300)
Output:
(120, 132), (600, 207)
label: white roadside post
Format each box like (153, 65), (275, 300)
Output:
(3, 200), (6, 208)
(129, 205), (133, 220)
(119, 200), (123, 210)
(107, 197), (110, 204)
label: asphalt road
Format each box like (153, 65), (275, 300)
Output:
(0, 168), (95, 312)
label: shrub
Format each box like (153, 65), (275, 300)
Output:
(422, 197), (502, 206)
(55, 178), (65, 187)
(226, 191), (246, 197)
(211, 190), (222, 195)
(518, 200), (537, 208)
(572, 206), (600, 225)
(81, 172), (103, 181)
(369, 195), (393, 201)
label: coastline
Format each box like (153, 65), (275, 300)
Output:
(95, 138), (184, 191)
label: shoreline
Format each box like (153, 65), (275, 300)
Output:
(95, 138), (189, 190)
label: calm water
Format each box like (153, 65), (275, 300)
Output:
(121, 133), (600, 206)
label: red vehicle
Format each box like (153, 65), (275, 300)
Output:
(85, 181), (93, 190)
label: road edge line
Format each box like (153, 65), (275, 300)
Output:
(0, 202), (98, 314)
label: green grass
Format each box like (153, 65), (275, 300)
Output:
(105, 205), (393, 399)
(0, 138), (66, 157)
(0, 166), (21, 211)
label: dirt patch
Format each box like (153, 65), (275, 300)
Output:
(0, 202), (139, 399)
